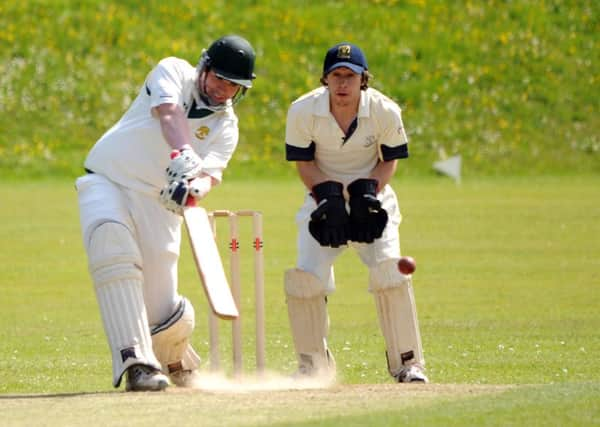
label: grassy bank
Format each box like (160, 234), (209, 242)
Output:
(1, 1), (598, 179)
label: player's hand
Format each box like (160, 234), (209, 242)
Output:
(308, 181), (350, 248)
(159, 180), (191, 214)
(165, 146), (203, 182)
(159, 176), (213, 214)
(188, 176), (212, 200)
(347, 178), (388, 243)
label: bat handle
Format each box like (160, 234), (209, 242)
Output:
(186, 195), (196, 207)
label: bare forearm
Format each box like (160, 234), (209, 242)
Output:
(296, 161), (329, 190)
(154, 103), (192, 150)
(369, 160), (397, 192)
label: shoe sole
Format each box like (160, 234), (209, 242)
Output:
(126, 379), (169, 392)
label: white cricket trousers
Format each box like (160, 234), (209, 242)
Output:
(76, 173), (182, 325)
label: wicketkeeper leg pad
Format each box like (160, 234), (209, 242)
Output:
(150, 297), (201, 375)
(285, 269), (336, 378)
(88, 222), (161, 387)
(369, 259), (425, 379)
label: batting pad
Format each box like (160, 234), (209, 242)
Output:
(151, 297), (201, 374)
(369, 260), (424, 377)
(88, 222), (161, 387)
(285, 269), (335, 376)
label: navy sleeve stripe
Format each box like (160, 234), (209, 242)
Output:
(381, 144), (408, 161)
(286, 142), (315, 161)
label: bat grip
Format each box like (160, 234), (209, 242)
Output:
(186, 195), (196, 207)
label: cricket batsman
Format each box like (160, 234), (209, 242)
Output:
(284, 42), (428, 383)
(75, 35), (256, 391)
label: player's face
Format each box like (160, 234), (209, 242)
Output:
(202, 70), (241, 105)
(325, 67), (362, 107)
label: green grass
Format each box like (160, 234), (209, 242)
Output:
(284, 383), (600, 427)
(0, 0), (598, 179)
(0, 176), (599, 425)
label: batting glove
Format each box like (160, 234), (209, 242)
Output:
(165, 146), (203, 182)
(159, 180), (191, 215)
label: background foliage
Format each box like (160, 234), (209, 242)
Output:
(0, 0), (598, 179)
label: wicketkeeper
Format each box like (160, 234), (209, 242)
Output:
(76, 35), (256, 391)
(284, 42), (428, 383)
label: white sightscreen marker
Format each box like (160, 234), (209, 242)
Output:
(433, 155), (461, 183)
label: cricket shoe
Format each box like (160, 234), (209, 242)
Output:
(395, 364), (429, 383)
(125, 364), (169, 391)
(169, 368), (202, 388)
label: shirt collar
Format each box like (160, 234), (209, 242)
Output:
(358, 89), (370, 117)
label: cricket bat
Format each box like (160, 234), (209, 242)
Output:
(183, 206), (239, 319)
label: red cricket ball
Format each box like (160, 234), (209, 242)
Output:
(397, 256), (416, 275)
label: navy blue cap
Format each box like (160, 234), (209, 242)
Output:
(323, 43), (368, 75)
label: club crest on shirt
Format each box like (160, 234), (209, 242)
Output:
(364, 135), (377, 148)
(195, 126), (210, 140)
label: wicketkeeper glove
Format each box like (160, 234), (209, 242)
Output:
(308, 181), (350, 248)
(347, 178), (388, 243)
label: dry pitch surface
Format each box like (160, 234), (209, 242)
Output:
(1, 373), (512, 427)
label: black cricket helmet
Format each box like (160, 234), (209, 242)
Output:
(205, 35), (256, 88)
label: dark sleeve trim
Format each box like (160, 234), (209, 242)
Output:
(286, 142), (315, 161)
(381, 143), (408, 161)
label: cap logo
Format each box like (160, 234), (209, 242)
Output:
(337, 45), (352, 59)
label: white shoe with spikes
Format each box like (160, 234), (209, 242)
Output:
(395, 364), (429, 383)
(126, 365), (169, 391)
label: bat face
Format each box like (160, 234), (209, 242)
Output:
(183, 207), (239, 319)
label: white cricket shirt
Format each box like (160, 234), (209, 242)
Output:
(85, 57), (239, 196)
(285, 86), (408, 186)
